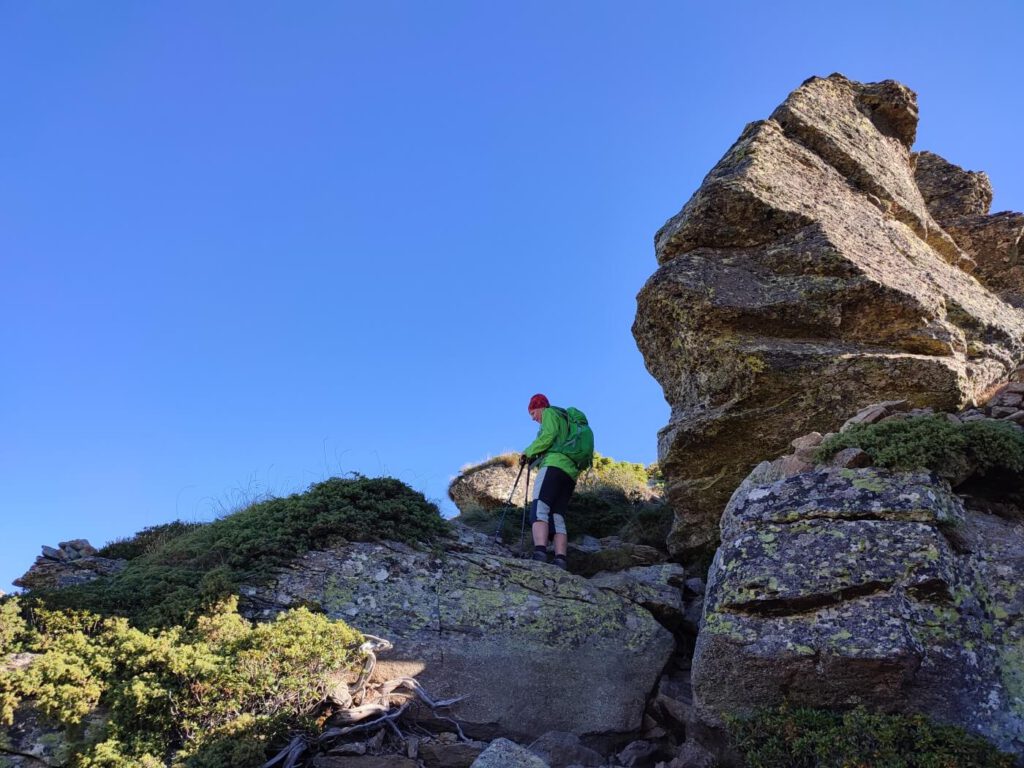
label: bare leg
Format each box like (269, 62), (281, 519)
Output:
(553, 532), (567, 557)
(532, 521), (549, 547)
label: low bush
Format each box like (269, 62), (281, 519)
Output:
(35, 476), (449, 628)
(729, 704), (1014, 767)
(2, 598), (364, 768)
(815, 415), (1024, 485)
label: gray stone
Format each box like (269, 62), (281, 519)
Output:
(828, 447), (872, 468)
(419, 740), (488, 768)
(471, 738), (550, 768)
(694, 465), (1024, 755)
(528, 731), (603, 767)
(668, 740), (717, 768)
(683, 577), (705, 597)
(992, 406), (1021, 418)
(590, 564), (686, 628)
(616, 739), (658, 766)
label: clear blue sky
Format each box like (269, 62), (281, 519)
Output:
(3, 2), (1022, 591)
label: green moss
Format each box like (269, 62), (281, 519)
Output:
(728, 704), (1015, 767)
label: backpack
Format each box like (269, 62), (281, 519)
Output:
(550, 406), (595, 471)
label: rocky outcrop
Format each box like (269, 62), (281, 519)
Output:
(13, 540), (125, 591)
(239, 524), (676, 741)
(633, 73), (1024, 556)
(915, 151), (1024, 308)
(692, 465), (1024, 754)
(448, 456), (527, 512)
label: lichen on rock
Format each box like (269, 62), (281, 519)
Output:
(633, 73), (1024, 557)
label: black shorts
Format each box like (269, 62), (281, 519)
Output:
(529, 466), (576, 535)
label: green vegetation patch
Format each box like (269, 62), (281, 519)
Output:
(35, 476), (449, 628)
(815, 415), (1024, 485)
(97, 521), (204, 561)
(729, 704), (1014, 767)
(2, 597), (363, 768)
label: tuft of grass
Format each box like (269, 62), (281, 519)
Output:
(457, 452), (519, 475)
(32, 476), (449, 629)
(728, 704), (1014, 767)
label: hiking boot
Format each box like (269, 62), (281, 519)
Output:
(532, 551), (548, 563)
(552, 556), (568, 571)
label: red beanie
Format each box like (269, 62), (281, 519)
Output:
(528, 393), (550, 411)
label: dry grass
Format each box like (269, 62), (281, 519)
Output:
(457, 452), (520, 475)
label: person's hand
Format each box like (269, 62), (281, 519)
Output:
(519, 454), (530, 467)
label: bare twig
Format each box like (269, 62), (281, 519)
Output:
(261, 635), (465, 768)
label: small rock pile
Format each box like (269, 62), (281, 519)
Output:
(13, 539), (126, 591)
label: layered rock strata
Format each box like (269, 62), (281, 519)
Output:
(633, 74), (1024, 556)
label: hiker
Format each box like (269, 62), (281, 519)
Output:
(519, 393), (593, 569)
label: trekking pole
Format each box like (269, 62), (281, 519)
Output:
(520, 465), (531, 555)
(494, 463), (526, 543)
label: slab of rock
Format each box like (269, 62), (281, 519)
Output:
(419, 740), (488, 768)
(913, 150), (992, 220)
(693, 465), (1024, 755)
(471, 738), (549, 768)
(527, 731), (604, 767)
(448, 456), (527, 512)
(241, 527), (675, 741)
(633, 74), (1024, 556)
(590, 564), (686, 629)
(915, 151), (1024, 308)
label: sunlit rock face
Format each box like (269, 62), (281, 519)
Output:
(633, 73), (1024, 556)
(914, 150), (1024, 308)
(239, 523), (675, 741)
(693, 465), (1024, 755)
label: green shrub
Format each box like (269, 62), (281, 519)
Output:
(6, 598), (363, 768)
(729, 704), (1014, 767)
(815, 415), (1024, 484)
(579, 452), (656, 500)
(35, 476), (449, 628)
(97, 521), (204, 561)
(1, 596), (30, 654)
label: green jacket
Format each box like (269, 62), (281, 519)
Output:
(523, 407), (581, 481)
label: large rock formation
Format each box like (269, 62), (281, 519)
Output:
(633, 74), (1024, 556)
(240, 523), (676, 741)
(693, 464), (1024, 754)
